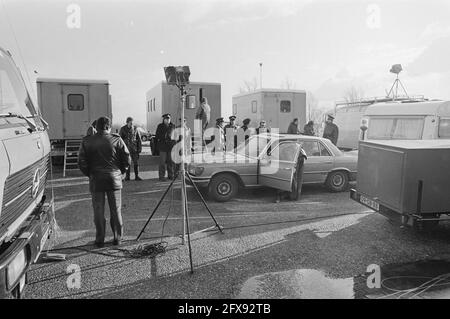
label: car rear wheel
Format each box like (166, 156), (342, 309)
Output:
(326, 171), (349, 192)
(208, 174), (239, 202)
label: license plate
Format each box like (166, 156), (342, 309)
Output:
(360, 195), (379, 211)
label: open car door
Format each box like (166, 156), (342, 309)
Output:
(258, 141), (303, 192)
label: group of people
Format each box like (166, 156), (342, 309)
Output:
(287, 114), (339, 146)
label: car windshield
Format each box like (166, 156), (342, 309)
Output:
(235, 135), (270, 158)
(0, 50), (35, 117)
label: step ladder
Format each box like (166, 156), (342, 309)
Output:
(63, 139), (82, 177)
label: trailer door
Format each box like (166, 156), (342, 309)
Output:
(62, 85), (90, 138)
(279, 96), (293, 133)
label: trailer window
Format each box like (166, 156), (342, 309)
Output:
(68, 94), (84, 111)
(186, 95), (196, 109)
(438, 118), (450, 138)
(368, 117), (424, 140)
(280, 100), (291, 113)
(251, 100), (257, 113)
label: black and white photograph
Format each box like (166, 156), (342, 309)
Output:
(0, 0), (449, 307)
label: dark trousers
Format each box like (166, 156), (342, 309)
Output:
(126, 152), (140, 178)
(91, 190), (123, 243)
(159, 150), (174, 179)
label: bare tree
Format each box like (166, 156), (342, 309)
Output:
(280, 77), (296, 90)
(306, 91), (325, 135)
(238, 77), (259, 93)
(343, 86), (365, 105)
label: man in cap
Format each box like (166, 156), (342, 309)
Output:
(119, 117), (143, 181)
(224, 115), (240, 150)
(155, 113), (176, 181)
(78, 117), (131, 247)
(241, 118), (252, 141)
(209, 117), (225, 154)
(323, 114), (339, 145)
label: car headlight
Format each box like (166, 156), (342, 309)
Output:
(7, 249), (26, 288)
(188, 166), (204, 176)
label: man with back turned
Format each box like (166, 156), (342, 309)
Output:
(78, 117), (131, 247)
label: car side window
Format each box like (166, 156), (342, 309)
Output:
(301, 141), (320, 157)
(271, 142), (298, 162)
(319, 142), (332, 156)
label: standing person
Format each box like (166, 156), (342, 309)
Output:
(78, 117), (131, 247)
(303, 120), (315, 136)
(224, 115), (240, 150)
(256, 120), (271, 134)
(174, 117), (192, 177)
(119, 117), (143, 181)
(155, 113), (176, 181)
(195, 97), (211, 133)
(287, 118), (300, 134)
(86, 120), (97, 136)
(209, 117), (225, 154)
(241, 118), (252, 141)
(323, 114), (339, 145)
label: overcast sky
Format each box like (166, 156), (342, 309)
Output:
(1, 0), (449, 125)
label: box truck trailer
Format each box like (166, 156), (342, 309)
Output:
(37, 78), (112, 175)
(146, 81), (221, 134)
(232, 89), (307, 133)
(350, 139), (450, 231)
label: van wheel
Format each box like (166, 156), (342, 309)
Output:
(326, 171), (349, 192)
(208, 174), (239, 202)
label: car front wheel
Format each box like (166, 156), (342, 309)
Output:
(326, 171), (349, 192)
(208, 174), (239, 202)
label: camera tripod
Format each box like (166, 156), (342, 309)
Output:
(136, 171), (223, 273)
(136, 77), (223, 274)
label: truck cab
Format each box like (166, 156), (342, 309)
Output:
(0, 47), (54, 298)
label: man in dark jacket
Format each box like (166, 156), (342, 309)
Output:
(155, 113), (176, 181)
(287, 118), (300, 134)
(303, 120), (315, 136)
(78, 117), (131, 247)
(323, 114), (339, 145)
(119, 117), (142, 181)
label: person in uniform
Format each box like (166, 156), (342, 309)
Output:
(209, 117), (225, 154)
(322, 114), (339, 145)
(224, 115), (240, 151)
(155, 113), (176, 181)
(78, 117), (131, 247)
(174, 117), (192, 177)
(303, 120), (315, 136)
(119, 117), (143, 181)
(256, 120), (270, 134)
(287, 118), (300, 134)
(241, 118), (252, 141)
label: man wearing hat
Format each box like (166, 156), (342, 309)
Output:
(323, 114), (339, 145)
(209, 117), (225, 154)
(241, 118), (252, 141)
(224, 115), (240, 151)
(256, 120), (270, 135)
(155, 113), (176, 181)
(119, 117), (143, 181)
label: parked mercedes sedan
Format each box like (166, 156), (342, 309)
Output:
(187, 133), (357, 202)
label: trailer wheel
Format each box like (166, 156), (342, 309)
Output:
(326, 171), (349, 192)
(208, 173), (239, 202)
(413, 214), (440, 232)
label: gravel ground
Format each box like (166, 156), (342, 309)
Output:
(24, 154), (450, 299)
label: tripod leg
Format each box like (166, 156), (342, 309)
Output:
(182, 178), (194, 274)
(136, 177), (177, 241)
(185, 172), (223, 233)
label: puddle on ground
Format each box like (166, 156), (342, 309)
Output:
(237, 269), (354, 299)
(237, 259), (450, 299)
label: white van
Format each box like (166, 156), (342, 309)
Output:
(362, 100), (450, 141)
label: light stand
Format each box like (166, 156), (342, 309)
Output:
(387, 64), (408, 101)
(136, 66), (223, 274)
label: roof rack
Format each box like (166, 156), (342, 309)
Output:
(335, 95), (427, 109)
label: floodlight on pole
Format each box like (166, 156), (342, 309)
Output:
(387, 64), (408, 101)
(259, 63), (263, 89)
